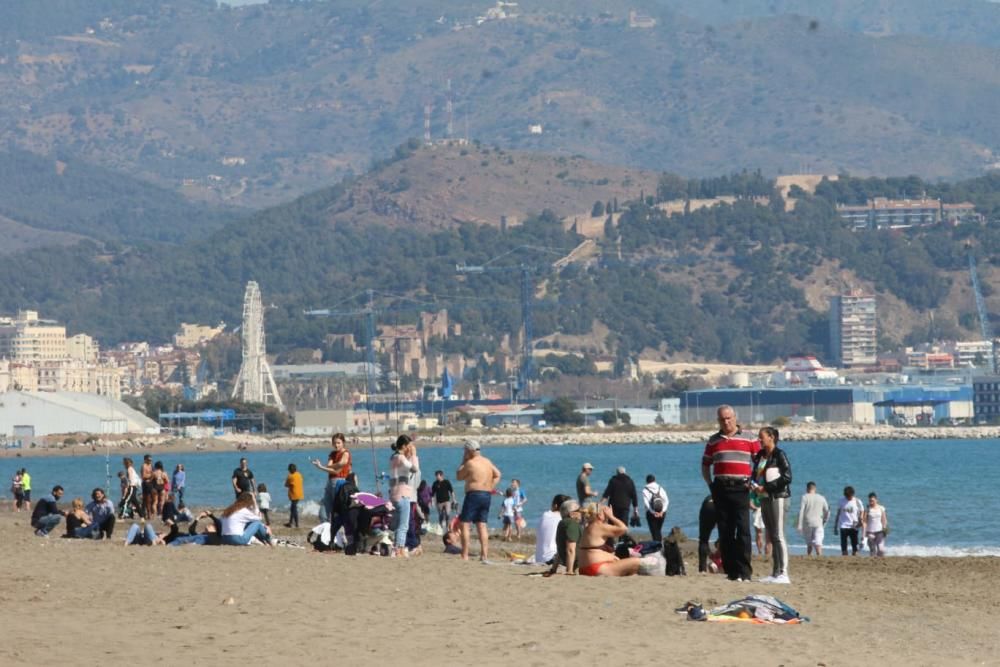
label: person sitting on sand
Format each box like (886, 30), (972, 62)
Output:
(80, 488), (116, 539)
(63, 497), (92, 538)
(535, 494), (571, 566)
(220, 492), (273, 547)
(577, 504), (640, 576)
(545, 499), (583, 576)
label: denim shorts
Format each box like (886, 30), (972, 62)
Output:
(459, 490), (491, 524)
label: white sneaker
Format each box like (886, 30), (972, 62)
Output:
(771, 573), (791, 584)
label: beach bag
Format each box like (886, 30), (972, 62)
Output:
(615, 535), (637, 559)
(663, 526), (687, 576)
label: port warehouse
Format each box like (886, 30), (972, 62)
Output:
(294, 385), (973, 431)
(678, 385), (973, 425)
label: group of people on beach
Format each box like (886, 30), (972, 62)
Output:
(695, 405), (890, 585)
(17, 404), (891, 579)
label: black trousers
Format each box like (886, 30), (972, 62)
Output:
(840, 527), (859, 555)
(289, 499), (299, 527)
(698, 498), (718, 573)
(611, 505), (630, 527)
(646, 511), (665, 543)
(98, 514), (116, 539)
(711, 480), (753, 580)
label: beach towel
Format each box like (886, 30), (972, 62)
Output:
(690, 595), (808, 624)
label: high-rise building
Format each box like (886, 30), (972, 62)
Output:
(829, 292), (877, 368)
(0, 310), (68, 363)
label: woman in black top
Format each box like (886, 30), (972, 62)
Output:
(751, 426), (792, 584)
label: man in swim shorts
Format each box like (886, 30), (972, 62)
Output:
(456, 440), (501, 563)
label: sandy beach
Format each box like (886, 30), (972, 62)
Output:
(1, 510), (997, 666)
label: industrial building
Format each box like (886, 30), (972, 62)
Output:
(0, 390), (159, 439)
(680, 384), (972, 426)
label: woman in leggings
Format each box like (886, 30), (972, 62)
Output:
(751, 426), (792, 584)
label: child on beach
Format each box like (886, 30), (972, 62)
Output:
(257, 484), (272, 526)
(500, 488), (516, 540)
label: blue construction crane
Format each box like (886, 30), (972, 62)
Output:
(456, 245), (564, 401)
(968, 248), (998, 372)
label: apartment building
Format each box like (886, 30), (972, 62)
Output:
(838, 197), (980, 230)
(0, 310), (68, 363)
(829, 292), (877, 368)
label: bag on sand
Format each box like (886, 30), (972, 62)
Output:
(663, 526), (687, 576)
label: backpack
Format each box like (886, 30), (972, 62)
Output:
(663, 526), (687, 576)
(614, 534), (637, 559)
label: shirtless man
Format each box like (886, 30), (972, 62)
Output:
(456, 440), (501, 562)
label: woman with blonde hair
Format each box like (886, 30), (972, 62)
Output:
(577, 504), (641, 576)
(220, 492), (272, 546)
(64, 498), (92, 538)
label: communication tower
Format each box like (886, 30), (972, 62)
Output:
(424, 101), (432, 144)
(231, 281), (285, 411)
(446, 78), (454, 139)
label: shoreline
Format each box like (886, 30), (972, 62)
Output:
(3, 423), (999, 459)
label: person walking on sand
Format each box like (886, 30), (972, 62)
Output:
(231, 457), (256, 500)
(834, 486), (865, 556)
(797, 481), (830, 556)
(140, 454), (155, 518)
(11, 469), (23, 511)
(431, 470), (456, 530)
(601, 466), (639, 528)
(21, 468), (32, 512)
(121, 458), (143, 519)
(576, 463), (595, 505)
(701, 405), (760, 582)
(862, 492), (889, 557)
(172, 464), (186, 506)
(510, 478), (526, 538)
(456, 440), (501, 563)
(284, 463), (304, 528)
(642, 474), (669, 543)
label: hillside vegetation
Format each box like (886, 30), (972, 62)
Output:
(2, 145), (1000, 374)
(0, 0), (998, 207)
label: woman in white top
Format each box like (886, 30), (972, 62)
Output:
(862, 492), (889, 557)
(389, 435), (419, 557)
(534, 494), (569, 564)
(220, 492), (273, 546)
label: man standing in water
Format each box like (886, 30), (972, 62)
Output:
(701, 405), (760, 581)
(797, 481), (830, 556)
(456, 440), (501, 563)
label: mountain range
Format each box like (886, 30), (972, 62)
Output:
(1, 0), (998, 208)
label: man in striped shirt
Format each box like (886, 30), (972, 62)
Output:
(701, 404), (761, 581)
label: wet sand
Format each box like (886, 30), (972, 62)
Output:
(0, 511), (997, 666)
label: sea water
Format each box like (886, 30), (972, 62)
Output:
(2, 438), (996, 557)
